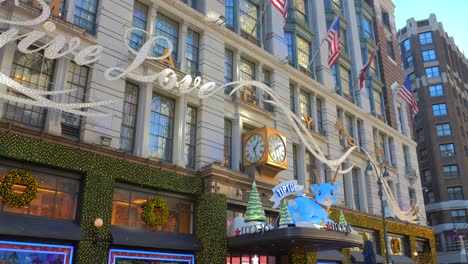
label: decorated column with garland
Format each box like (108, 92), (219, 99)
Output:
(244, 181), (266, 222)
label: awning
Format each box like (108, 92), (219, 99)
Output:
(390, 255), (415, 264)
(111, 226), (203, 251)
(351, 252), (385, 263)
(317, 250), (345, 261)
(0, 214), (83, 241)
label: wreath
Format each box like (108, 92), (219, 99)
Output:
(143, 197), (169, 227)
(390, 238), (401, 254)
(0, 169), (38, 207)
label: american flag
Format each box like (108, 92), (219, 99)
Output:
(326, 18), (341, 68)
(358, 48), (377, 90)
(398, 76), (419, 117)
(270, 0), (288, 20)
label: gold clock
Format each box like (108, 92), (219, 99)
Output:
(242, 127), (287, 177)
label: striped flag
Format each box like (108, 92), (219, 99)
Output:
(270, 0), (288, 20)
(358, 48), (377, 90)
(398, 76), (419, 117)
(325, 18), (341, 68)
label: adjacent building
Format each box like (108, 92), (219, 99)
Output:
(399, 14), (468, 264)
(0, 0), (435, 263)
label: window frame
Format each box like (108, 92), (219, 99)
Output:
(432, 103), (447, 116)
(439, 143), (455, 158)
(436, 123), (451, 136)
(74, 0), (99, 34)
(149, 93), (175, 162)
(119, 81), (139, 153)
(419, 32), (433, 45)
(185, 105), (197, 169)
(429, 84), (444, 97)
(185, 29), (200, 76)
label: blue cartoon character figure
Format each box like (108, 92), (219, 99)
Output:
(288, 179), (341, 227)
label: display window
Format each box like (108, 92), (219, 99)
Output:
(108, 249), (194, 264)
(0, 240), (73, 264)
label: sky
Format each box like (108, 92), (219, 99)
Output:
(392, 0), (468, 56)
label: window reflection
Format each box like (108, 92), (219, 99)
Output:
(149, 94), (175, 162)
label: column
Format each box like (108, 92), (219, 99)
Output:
(352, 118), (359, 148)
(44, 58), (70, 136)
(358, 168), (368, 213)
(344, 163), (354, 208)
(401, 102), (409, 136)
(384, 136), (391, 164)
(135, 83), (152, 158)
(231, 114), (241, 171)
(294, 85), (300, 115)
(263, 0), (287, 60)
(65, 0), (75, 21)
(391, 82), (402, 133)
(173, 94), (187, 167)
(309, 0), (333, 87)
(256, 63), (263, 107)
(179, 22), (188, 71)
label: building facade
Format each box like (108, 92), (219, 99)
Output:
(399, 14), (468, 264)
(0, 0), (435, 263)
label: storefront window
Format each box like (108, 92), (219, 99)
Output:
(0, 241), (73, 264)
(110, 249), (194, 264)
(111, 186), (193, 234)
(0, 167), (79, 220)
(388, 234), (407, 256)
(227, 254), (275, 264)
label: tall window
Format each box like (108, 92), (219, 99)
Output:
(436, 123), (451, 136)
(416, 129), (424, 141)
(305, 151), (317, 187)
(185, 29), (199, 76)
(373, 89), (383, 117)
(447, 186), (464, 200)
(316, 98), (324, 134)
(290, 84), (296, 113)
(185, 106), (197, 169)
(443, 165), (459, 179)
(432, 103), (447, 116)
(0, 166), (79, 220)
(331, 65), (338, 88)
(285, 32), (294, 66)
(297, 35), (310, 69)
(406, 55), (413, 68)
(262, 69), (274, 112)
(155, 14), (179, 61)
(130, 1), (148, 51)
(403, 39), (410, 52)
(419, 32), (432, 45)
(440, 143), (455, 157)
(425, 66), (439, 78)
(295, 0), (307, 20)
(120, 82), (139, 153)
(422, 49), (436, 62)
(408, 188), (417, 206)
(300, 90), (312, 120)
(429, 84), (444, 97)
(382, 11), (390, 28)
(422, 170), (432, 184)
(149, 94), (175, 162)
(362, 17), (373, 40)
(239, 58), (256, 103)
(352, 168), (361, 211)
(239, 0), (258, 38)
(387, 41), (395, 60)
(224, 119), (232, 168)
(5, 50), (55, 129)
(61, 62), (88, 138)
(224, 49), (234, 94)
(112, 186), (193, 233)
(419, 148), (428, 161)
(345, 115), (354, 140)
(340, 28), (349, 55)
(426, 191), (435, 204)
(225, 0), (234, 27)
(340, 66), (352, 97)
(293, 145), (298, 180)
(74, 0), (98, 33)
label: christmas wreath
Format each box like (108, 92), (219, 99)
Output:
(143, 197), (169, 227)
(0, 169), (38, 207)
(390, 238), (401, 254)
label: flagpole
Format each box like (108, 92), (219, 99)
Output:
(307, 16), (339, 78)
(353, 43), (380, 97)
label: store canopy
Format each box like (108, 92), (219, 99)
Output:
(0, 214), (83, 241)
(389, 255), (415, 264)
(111, 226), (203, 251)
(229, 227), (362, 256)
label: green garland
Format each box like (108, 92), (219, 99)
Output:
(143, 198), (169, 227)
(0, 169), (38, 207)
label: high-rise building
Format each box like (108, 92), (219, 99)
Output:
(399, 14), (468, 264)
(0, 0), (435, 263)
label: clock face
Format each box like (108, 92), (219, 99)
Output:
(244, 134), (265, 163)
(268, 134), (286, 163)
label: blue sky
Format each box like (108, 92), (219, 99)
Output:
(393, 0), (468, 56)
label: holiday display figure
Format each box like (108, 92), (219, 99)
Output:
(279, 200), (294, 228)
(339, 210), (348, 225)
(244, 181), (266, 222)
